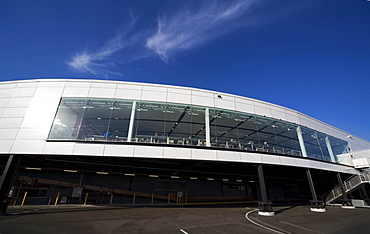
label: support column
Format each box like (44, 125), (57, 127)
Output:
(0, 155), (21, 214)
(359, 185), (370, 206)
(127, 101), (136, 142)
(306, 169), (326, 212)
(296, 126), (307, 157)
(257, 164), (274, 216)
(336, 173), (354, 208)
(325, 137), (336, 163)
(205, 108), (210, 147)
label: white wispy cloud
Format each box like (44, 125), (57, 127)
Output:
(146, 0), (259, 61)
(68, 1), (260, 76)
(67, 15), (146, 76)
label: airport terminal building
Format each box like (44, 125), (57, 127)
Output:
(1, 79), (370, 213)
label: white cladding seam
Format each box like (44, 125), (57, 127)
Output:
(0, 79), (368, 175)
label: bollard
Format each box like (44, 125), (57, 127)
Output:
(110, 194), (114, 205)
(21, 191), (28, 206)
(151, 193), (154, 204)
(133, 193), (136, 204)
(84, 193), (88, 205)
(54, 192), (60, 206)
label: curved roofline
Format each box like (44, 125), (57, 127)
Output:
(1, 78), (368, 143)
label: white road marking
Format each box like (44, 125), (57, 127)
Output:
(179, 229), (189, 234)
(245, 209), (286, 234)
(279, 221), (325, 234)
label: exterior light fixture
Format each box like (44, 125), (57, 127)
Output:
(25, 167), (42, 170)
(64, 170), (78, 173)
(207, 178), (214, 181)
(222, 179), (229, 181)
(149, 175), (159, 178)
(249, 180), (254, 183)
(236, 180), (243, 182)
(96, 172), (108, 175)
(171, 176), (179, 179)
(125, 173), (135, 176)
(190, 177), (198, 180)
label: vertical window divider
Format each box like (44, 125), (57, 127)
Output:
(127, 101), (136, 142)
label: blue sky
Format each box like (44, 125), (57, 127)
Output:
(1, 0), (369, 141)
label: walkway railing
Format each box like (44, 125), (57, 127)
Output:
(324, 171), (370, 204)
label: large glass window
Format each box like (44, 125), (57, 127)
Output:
(49, 98), (349, 163)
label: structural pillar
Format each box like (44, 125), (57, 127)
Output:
(0, 155), (21, 214)
(127, 101), (136, 142)
(296, 126), (307, 157)
(257, 164), (274, 216)
(205, 108), (211, 147)
(325, 137), (337, 163)
(306, 169), (326, 212)
(336, 173), (354, 208)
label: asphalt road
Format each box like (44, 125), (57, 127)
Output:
(1, 205), (369, 233)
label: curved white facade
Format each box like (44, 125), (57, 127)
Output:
(1, 79), (369, 175)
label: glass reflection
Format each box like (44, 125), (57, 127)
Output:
(49, 98), (349, 163)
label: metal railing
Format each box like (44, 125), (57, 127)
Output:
(324, 171), (370, 204)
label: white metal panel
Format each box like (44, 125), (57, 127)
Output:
(33, 87), (64, 97)
(6, 97), (32, 107)
(309, 160), (322, 170)
(0, 83), (17, 89)
(11, 87), (37, 97)
(116, 83), (142, 90)
(62, 87), (90, 97)
(261, 154), (281, 165)
(2, 108), (28, 118)
(134, 145), (164, 158)
(297, 114), (310, 127)
(235, 100), (255, 114)
(10, 140), (46, 154)
(0, 108), (4, 118)
(15, 82), (38, 88)
(279, 156), (297, 167)
(191, 90), (213, 98)
(0, 98), (10, 107)
(163, 147), (191, 159)
(15, 128), (50, 140)
(141, 90), (167, 102)
(214, 95), (236, 111)
(37, 81), (66, 87)
(285, 111), (300, 124)
(217, 150), (240, 162)
(294, 158), (311, 167)
(167, 88), (192, 95)
(90, 82), (117, 89)
(43, 142), (75, 155)
(103, 144), (135, 157)
(0, 140), (14, 153)
(270, 106), (287, 120)
(191, 95), (214, 107)
(254, 102), (272, 117)
(65, 81), (91, 88)
(240, 152), (262, 163)
(167, 92), (192, 105)
(192, 148), (217, 160)
(0, 129), (18, 139)
(319, 162), (332, 170)
(142, 85), (167, 92)
(0, 117), (24, 128)
(115, 88), (142, 100)
(88, 88), (117, 98)
(73, 143), (105, 156)
(0, 88), (15, 98)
